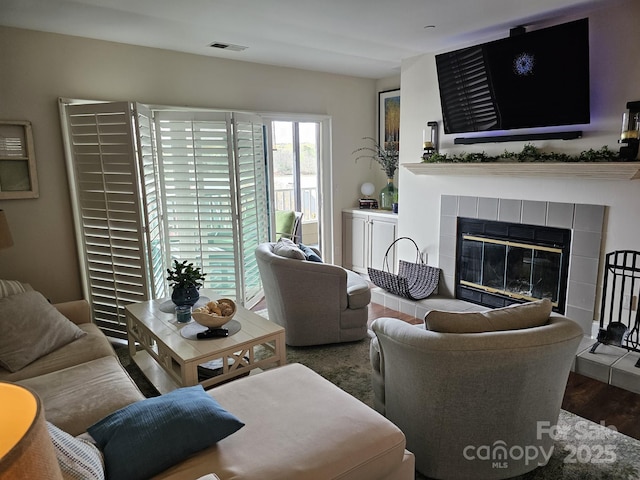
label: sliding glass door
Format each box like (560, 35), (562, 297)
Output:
(270, 120), (320, 247)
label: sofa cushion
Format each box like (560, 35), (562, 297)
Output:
(424, 298), (552, 333)
(272, 237), (305, 260)
(88, 385), (244, 480)
(0, 323), (117, 382)
(0, 290), (86, 372)
(18, 356), (145, 435)
(47, 421), (105, 480)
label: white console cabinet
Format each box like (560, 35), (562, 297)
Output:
(342, 209), (397, 275)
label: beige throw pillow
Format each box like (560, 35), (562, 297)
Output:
(272, 238), (306, 260)
(0, 290), (86, 372)
(0, 279), (28, 298)
(424, 298), (552, 333)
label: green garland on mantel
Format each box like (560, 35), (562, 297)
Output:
(422, 144), (622, 164)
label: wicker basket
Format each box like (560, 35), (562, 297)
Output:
(368, 237), (440, 300)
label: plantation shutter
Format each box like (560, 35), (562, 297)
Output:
(134, 104), (168, 300)
(233, 114), (269, 305)
(62, 101), (151, 339)
(155, 111), (241, 298)
(62, 102), (269, 337)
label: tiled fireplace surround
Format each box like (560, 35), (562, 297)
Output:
(370, 194), (640, 394)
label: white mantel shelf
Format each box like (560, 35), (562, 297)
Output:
(403, 162), (640, 180)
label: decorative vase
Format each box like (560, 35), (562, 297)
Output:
(171, 286), (200, 307)
(379, 178), (396, 211)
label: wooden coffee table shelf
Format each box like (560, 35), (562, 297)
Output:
(125, 290), (286, 393)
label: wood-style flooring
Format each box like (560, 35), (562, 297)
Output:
(253, 299), (640, 441)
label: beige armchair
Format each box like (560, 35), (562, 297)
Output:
(370, 304), (583, 480)
(255, 242), (371, 346)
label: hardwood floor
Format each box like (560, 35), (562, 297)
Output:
(253, 299), (640, 441)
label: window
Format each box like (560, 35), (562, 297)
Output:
(60, 101), (268, 338)
(0, 121), (39, 199)
(270, 120), (320, 247)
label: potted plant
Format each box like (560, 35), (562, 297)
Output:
(166, 260), (207, 306)
(352, 137), (399, 210)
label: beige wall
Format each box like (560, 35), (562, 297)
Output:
(397, 0), (640, 321)
(0, 27), (377, 302)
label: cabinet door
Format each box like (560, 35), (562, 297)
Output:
(343, 212), (368, 274)
(369, 217), (397, 271)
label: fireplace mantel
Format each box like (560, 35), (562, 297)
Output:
(404, 162), (640, 180)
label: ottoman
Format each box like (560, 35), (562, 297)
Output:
(156, 363), (415, 480)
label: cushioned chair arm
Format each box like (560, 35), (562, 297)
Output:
(54, 299), (91, 325)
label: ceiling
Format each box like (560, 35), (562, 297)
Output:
(0, 0), (613, 79)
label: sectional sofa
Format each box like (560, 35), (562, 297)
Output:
(0, 284), (414, 479)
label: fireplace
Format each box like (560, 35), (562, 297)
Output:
(456, 218), (571, 313)
(438, 195), (606, 334)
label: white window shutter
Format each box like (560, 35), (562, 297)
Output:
(61, 102), (269, 337)
(62, 101), (151, 339)
(233, 113), (269, 305)
(155, 111), (240, 297)
(134, 104), (168, 300)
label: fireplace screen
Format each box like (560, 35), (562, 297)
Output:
(456, 218), (571, 313)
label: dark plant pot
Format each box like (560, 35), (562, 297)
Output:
(171, 286), (200, 307)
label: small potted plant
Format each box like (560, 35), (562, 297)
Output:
(166, 260), (207, 307)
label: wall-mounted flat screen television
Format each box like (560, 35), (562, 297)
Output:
(436, 18), (590, 135)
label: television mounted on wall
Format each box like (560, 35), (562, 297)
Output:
(435, 18), (590, 135)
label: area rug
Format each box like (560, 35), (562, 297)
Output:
(114, 317), (640, 480)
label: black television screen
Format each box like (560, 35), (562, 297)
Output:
(436, 18), (590, 134)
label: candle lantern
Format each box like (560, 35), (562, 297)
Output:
(422, 121), (439, 161)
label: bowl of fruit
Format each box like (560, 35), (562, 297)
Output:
(192, 299), (236, 329)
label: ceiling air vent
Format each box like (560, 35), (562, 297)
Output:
(209, 42), (248, 52)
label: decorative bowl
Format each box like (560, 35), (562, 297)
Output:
(192, 298), (236, 329)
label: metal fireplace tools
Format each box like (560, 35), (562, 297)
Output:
(590, 250), (640, 367)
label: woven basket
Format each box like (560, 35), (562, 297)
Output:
(368, 237), (440, 300)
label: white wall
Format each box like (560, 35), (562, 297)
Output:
(0, 27), (377, 302)
(397, 0), (640, 318)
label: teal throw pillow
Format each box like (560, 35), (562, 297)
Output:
(298, 243), (322, 263)
(88, 385), (244, 480)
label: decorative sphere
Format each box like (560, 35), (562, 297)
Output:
(360, 182), (375, 196)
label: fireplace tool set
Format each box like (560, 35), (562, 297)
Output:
(590, 250), (640, 367)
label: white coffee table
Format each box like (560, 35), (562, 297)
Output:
(125, 290), (286, 393)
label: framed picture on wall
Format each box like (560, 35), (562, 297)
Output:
(378, 89), (400, 152)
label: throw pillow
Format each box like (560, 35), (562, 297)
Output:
(0, 279), (28, 298)
(424, 298), (552, 333)
(298, 243), (322, 263)
(47, 421), (105, 480)
(272, 237), (306, 260)
(88, 385), (244, 480)
(0, 290), (86, 372)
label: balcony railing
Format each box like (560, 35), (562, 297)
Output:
(274, 187), (318, 222)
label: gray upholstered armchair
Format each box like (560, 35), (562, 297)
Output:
(370, 301), (583, 480)
(255, 242), (371, 346)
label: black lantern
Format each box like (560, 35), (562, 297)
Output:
(619, 101), (640, 161)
